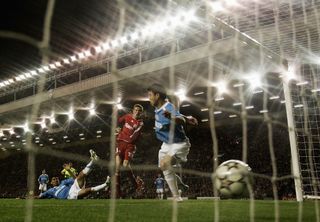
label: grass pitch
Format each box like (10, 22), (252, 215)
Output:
(0, 199), (319, 222)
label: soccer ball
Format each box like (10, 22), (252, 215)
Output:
(214, 159), (252, 198)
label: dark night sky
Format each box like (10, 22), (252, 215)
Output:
(0, 0), (169, 81)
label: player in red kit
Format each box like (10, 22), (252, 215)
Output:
(115, 104), (144, 198)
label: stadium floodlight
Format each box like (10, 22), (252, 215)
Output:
(55, 61), (62, 67)
(215, 97), (224, 101)
(175, 89), (187, 101)
(25, 73), (32, 78)
(296, 81), (308, 86)
(48, 138), (53, 141)
(94, 45), (103, 53)
(89, 108), (96, 116)
(210, 1), (224, 12)
(78, 52), (85, 59)
(215, 80), (228, 95)
(130, 32), (139, 41)
(4, 80), (10, 86)
(49, 64), (57, 69)
(260, 110), (268, 113)
(120, 36), (128, 44)
(246, 73), (262, 89)
(84, 50), (92, 57)
(233, 102), (242, 106)
(311, 88), (320, 92)
(294, 104), (304, 108)
(229, 114), (237, 118)
(181, 104), (191, 107)
(0, 130), (4, 137)
(63, 58), (70, 64)
(9, 128), (15, 135)
(194, 91), (204, 96)
(116, 103), (123, 110)
(68, 108), (74, 120)
(96, 130), (102, 134)
(43, 66), (50, 71)
(70, 55), (77, 62)
(79, 133), (84, 137)
(50, 113), (56, 124)
(111, 40), (119, 48)
(63, 135), (68, 139)
(245, 105), (254, 110)
(40, 119), (46, 129)
(16, 74), (27, 81)
(102, 42), (110, 50)
(8, 79), (14, 84)
(23, 122), (30, 133)
(269, 96), (280, 100)
(0, 82), (5, 87)
(214, 111), (222, 115)
(201, 108), (209, 112)
(38, 68), (45, 73)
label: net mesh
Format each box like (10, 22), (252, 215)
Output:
(0, 0), (320, 221)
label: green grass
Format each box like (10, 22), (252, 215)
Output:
(0, 199), (319, 222)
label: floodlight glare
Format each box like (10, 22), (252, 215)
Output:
(95, 45), (103, 53)
(70, 55), (77, 62)
(116, 103), (123, 110)
(175, 89), (187, 101)
(63, 58), (70, 64)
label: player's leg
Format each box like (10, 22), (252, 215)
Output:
(77, 176), (111, 198)
(115, 154), (122, 198)
(76, 149), (99, 188)
(123, 146), (137, 188)
(159, 144), (180, 201)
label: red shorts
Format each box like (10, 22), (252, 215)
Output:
(116, 140), (136, 161)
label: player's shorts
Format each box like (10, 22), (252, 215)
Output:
(158, 138), (191, 167)
(67, 179), (81, 199)
(116, 140), (136, 161)
(39, 183), (47, 191)
(156, 188), (164, 194)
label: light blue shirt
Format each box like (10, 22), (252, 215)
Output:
(40, 178), (74, 199)
(155, 177), (165, 189)
(154, 102), (187, 143)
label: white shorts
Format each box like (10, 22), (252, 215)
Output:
(67, 179), (81, 199)
(39, 183), (47, 191)
(156, 188), (164, 194)
(158, 138), (191, 167)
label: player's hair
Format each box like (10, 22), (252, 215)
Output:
(147, 83), (167, 100)
(133, 104), (144, 112)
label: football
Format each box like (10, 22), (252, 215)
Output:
(214, 159), (252, 198)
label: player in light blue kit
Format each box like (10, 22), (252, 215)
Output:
(38, 169), (49, 194)
(154, 173), (165, 199)
(39, 150), (110, 199)
(147, 84), (197, 202)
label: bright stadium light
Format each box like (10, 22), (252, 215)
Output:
(40, 119), (46, 129)
(63, 58), (70, 64)
(49, 64), (57, 69)
(43, 66), (50, 71)
(130, 32), (139, 41)
(9, 128), (15, 135)
(50, 113), (56, 124)
(175, 89), (187, 101)
(78, 52), (85, 59)
(246, 73), (262, 89)
(210, 1), (224, 12)
(38, 68), (45, 73)
(23, 122), (30, 133)
(215, 80), (228, 95)
(70, 55), (77, 62)
(55, 61), (62, 67)
(116, 103), (123, 110)
(85, 50), (92, 57)
(95, 45), (103, 53)
(68, 108), (74, 120)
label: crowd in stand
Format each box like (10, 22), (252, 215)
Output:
(0, 121), (296, 200)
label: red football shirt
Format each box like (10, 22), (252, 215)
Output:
(117, 114), (143, 144)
